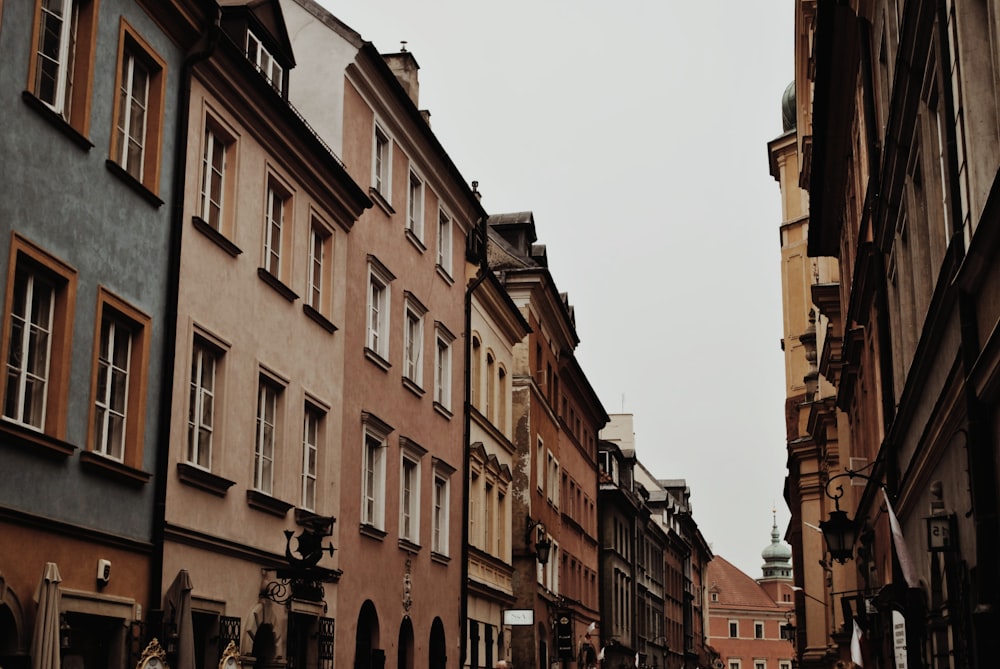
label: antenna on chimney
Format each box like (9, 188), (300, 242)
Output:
(400, 41), (408, 52)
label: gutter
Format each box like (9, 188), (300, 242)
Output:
(150, 6), (222, 609)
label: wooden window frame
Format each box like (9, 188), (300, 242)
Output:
(109, 19), (167, 195)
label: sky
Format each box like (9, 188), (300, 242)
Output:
(316, 0), (795, 580)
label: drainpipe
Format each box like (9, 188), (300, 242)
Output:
(461, 213), (490, 666)
(150, 6), (221, 610)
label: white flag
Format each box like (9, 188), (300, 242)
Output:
(851, 617), (864, 667)
(883, 489), (919, 587)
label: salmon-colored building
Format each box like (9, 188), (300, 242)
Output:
(280, 2), (488, 668)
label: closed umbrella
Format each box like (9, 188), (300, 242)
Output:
(164, 569), (195, 669)
(30, 562), (62, 669)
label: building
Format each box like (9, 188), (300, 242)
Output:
(159, 1), (370, 668)
(705, 528), (794, 669)
(767, 21), (857, 667)
(598, 415), (714, 669)
(782, 0), (1000, 666)
(488, 213), (607, 669)
(466, 237), (532, 668)
(0, 1), (212, 666)
(280, 2), (488, 668)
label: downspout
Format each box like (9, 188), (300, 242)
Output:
(935, 1), (1000, 664)
(461, 214), (490, 666)
(150, 7), (221, 609)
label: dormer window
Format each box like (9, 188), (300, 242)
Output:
(246, 31), (283, 92)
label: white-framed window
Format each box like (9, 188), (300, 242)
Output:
(187, 338), (219, 470)
(5, 267), (55, 430)
(436, 208), (452, 276)
(361, 413), (391, 529)
(779, 662), (792, 669)
(199, 121), (232, 231)
(536, 436), (545, 492)
(254, 376), (282, 495)
(755, 661), (765, 669)
(308, 219), (333, 313)
(547, 451), (559, 507)
(407, 170), (424, 241)
(728, 662), (741, 669)
(301, 403), (323, 511)
(366, 257), (395, 360)
(434, 323), (454, 411)
(264, 179), (289, 278)
(432, 464), (451, 555)
(373, 123), (391, 196)
(754, 621), (764, 639)
(403, 293), (427, 386)
(497, 488), (507, 557)
(32, 0), (79, 115)
(729, 620), (738, 638)
(246, 31), (282, 91)
(484, 481), (494, 553)
(399, 440), (424, 543)
(115, 48), (150, 181)
(485, 352), (495, 422)
(497, 366), (507, 436)
(93, 315), (132, 461)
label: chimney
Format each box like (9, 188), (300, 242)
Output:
(382, 42), (420, 107)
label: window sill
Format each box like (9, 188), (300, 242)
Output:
(0, 420), (76, 458)
(22, 91), (94, 151)
(435, 264), (454, 286)
(295, 508), (336, 530)
(402, 376), (425, 397)
(246, 489), (294, 517)
(105, 160), (164, 207)
(177, 462), (236, 497)
(192, 216), (242, 257)
(257, 267), (299, 302)
(368, 187), (395, 216)
(397, 537), (421, 554)
(430, 551), (451, 565)
(433, 401), (453, 420)
(364, 347), (391, 371)
(79, 450), (151, 487)
(359, 523), (387, 541)
(303, 304), (338, 333)
(405, 229), (426, 253)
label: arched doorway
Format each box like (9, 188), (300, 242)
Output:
(428, 617), (446, 669)
(354, 600), (382, 669)
(397, 616), (414, 669)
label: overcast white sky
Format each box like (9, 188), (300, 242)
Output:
(315, 0), (795, 579)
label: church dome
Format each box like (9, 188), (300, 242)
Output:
(781, 80), (796, 132)
(760, 511), (792, 579)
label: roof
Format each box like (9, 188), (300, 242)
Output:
(706, 556), (784, 611)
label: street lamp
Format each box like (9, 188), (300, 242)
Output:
(526, 516), (551, 565)
(819, 469), (873, 564)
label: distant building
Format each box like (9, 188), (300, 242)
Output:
(705, 520), (794, 669)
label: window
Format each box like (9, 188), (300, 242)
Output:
(484, 482), (494, 553)
(536, 437), (544, 492)
(373, 123), (391, 196)
(263, 177), (291, 279)
(361, 413), (391, 529)
(2, 235), (76, 439)
(187, 338), (219, 470)
(399, 445), (422, 543)
(434, 324), (454, 411)
(199, 118), (235, 231)
(254, 376), (282, 495)
(754, 621), (764, 639)
(111, 21), (166, 193)
(407, 170), (424, 241)
(779, 662), (792, 669)
(366, 258), (395, 361)
(436, 208), (452, 276)
(432, 472), (449, 554)
(308, 217), (333, 314)
(246, 31), (282, 92)
(28, 0), (97, 131)
(729, 662), (741, 669)
(89, 289), (151, 466)
(403, 294), (426, 387)
(470, 336), (481, 409)
(497, 366), (507, 435)
(497, 489), (506, 557)
(301, 404), (323, 511)
(729, 621), (738, 638)
(485, 352), (495, 422)
(755, 662), (765, 669)
(547, 452), (559, 507)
